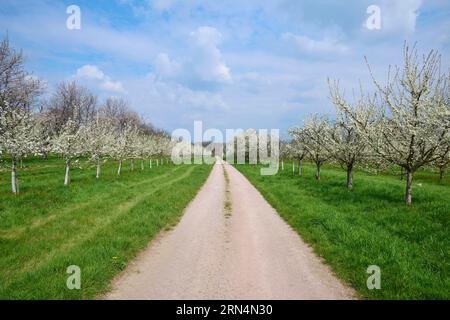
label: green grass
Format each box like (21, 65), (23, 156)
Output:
(222, 164), (232, 218)
(0, 157), (212, 299)
(235, 162), (449, 300)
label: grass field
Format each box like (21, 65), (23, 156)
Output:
(0, 157), (212, 299)
(236, 162), (449, 299)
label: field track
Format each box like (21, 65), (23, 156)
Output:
(106, 161), (355, 299)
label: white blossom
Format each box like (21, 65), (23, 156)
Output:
(52, 118), (84, 185)
(289, 114), (331, 180)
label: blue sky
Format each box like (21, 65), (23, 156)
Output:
(1, 0), (449, 137)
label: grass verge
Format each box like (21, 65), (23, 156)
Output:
(222, 164), (232, 218)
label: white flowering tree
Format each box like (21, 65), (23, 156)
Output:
(279, 140), (290, 171)
(127, 127), (140, 171)
(33, 111), (53, 159)
(433, 143), (449, 181)
(0, 102), (38, 193)
(290, 114), (331, 180)
(109, 128), (126, 176)
(52, 118), (85, 186)
(154, 135), (166, 166)
(162, 136), (175, 164)
(285, 138), (308, 175)
(136, 133), (154, 171)
(109, 125), (137, 175)
(0, 36), (44, 193)
(144, 135), (157, 168)
(343, 45), (450, 204)
(326, 84), (379, 189)
(81, 116), (114, 179)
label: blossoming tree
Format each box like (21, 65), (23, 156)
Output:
(0, 102), (38, 193)
(343, 45), (449, 203)
(52, 118), (84, 186)
(290, 114), (331, 180)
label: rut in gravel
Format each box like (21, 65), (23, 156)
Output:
(105, 160), (355, 300)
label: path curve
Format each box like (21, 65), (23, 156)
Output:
(105, 161), (355, 299)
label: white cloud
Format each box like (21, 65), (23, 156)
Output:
(190, 26), (232, 83)
(123, 72), (230, 130)
(155, 53), (181, 78)
(149, 74), (228, 111)
(76, 65), (105, 80)
(191, 26), (223, 47)
(282, 32), (348, 54)
(149, 27), (232, 88)
(100, 79), (125, 92)
(75, 65), (125, 93)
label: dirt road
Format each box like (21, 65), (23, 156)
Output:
(105, 161), (355, 299)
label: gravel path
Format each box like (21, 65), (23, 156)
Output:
(105, 161), (355, 299)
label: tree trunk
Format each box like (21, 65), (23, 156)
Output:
(64, 159), (70, 186)
(315, 161), (321, 180)
(281, 160), (284, 171)
(96, 160), (101, 179)
(156, 159), (159, 166)
(141, 160), (144, 171)
(20, 159), (24, 169)
(439, 167), (444, 181)
(404, 170), (413, 205)
(298, 160), (302, 175)
(150, 159), (152, 169)
(292, 160), (295, 175)
(117, 160), (122, 176)
(346, 165), (353, 189)
(11, 158), (17, 194)
(131, 160), (135, 171)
